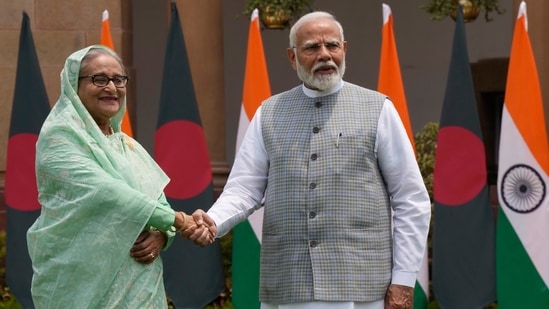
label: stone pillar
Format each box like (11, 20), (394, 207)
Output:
(133, 0), (229, 196)
(177, 0), (229, 195)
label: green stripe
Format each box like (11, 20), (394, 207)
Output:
(413, 281), (428, 309)
(497, 208), (549, 308)
(232, 220), (261, 309)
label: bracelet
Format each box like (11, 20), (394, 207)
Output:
(169, 211), (187, 233)
(179, 211), (187, 232)
(168, 211), (186, 233)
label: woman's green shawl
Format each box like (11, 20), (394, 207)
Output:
(27, 45), (171, 308)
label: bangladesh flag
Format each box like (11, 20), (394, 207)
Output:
(432, 6), (496, 309)
(5, 11), (50, 309)
(154, 2), (225, 308)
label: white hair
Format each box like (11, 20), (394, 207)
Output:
(289, 11), (345, 48)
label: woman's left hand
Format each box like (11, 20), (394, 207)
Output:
(130, 229), (166, 264)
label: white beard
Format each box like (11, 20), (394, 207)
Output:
(296, 57), (346, 91)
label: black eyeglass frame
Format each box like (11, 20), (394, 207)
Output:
(78, 75), (129, 88)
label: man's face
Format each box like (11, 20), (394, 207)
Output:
(287, 17), (347, 90)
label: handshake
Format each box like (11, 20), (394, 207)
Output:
(174, 209), (216, 246)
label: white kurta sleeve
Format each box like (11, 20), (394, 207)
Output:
(208, 106), (269, 237)
(376, 99), (431, 287)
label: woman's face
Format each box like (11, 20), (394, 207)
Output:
(77, 53), (126, 126)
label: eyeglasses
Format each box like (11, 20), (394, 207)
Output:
(78, 75), (129, 88)
(295, 41), (343, 55)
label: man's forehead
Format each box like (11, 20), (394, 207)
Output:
(297, 19), (340, 39)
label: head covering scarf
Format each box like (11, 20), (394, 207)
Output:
(27, 45), (171, 308)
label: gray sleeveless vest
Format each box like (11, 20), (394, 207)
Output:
(259, 82), (392, 304)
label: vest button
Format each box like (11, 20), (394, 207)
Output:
(309, 211), (316, 218)
(310, 154), (317, 160)
(310, 240), (317, 247)
(315, 101), (322, 108)
(309, 183), (316, 189)
(312, 127), (320, 133)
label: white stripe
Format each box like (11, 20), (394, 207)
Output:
(517, 1), (527, 31)
(236, 104), (250, 152)
(251, 8), (259, 22)
(248, 208), (264, 243)
(417, 246), (429, 295)
(381, 3), (391, 25)
(236, 103), (264, 243)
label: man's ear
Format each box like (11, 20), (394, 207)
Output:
(286, 47), (297, 70)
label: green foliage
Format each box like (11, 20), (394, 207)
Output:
(203, 300), (233, 309)
(0, 287), (23, 309)
(414, 122), (438, 307)
(420, 0), (505, 21)
(0, 231), (22, 309)
(0, 231), (5, 280)
(203, 232), (233, 309)
(414, 122), (439, 200)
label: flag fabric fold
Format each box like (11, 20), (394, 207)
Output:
(377, 5), (427, 308)
(232, 9), (271, 309)
(378, 4), (415, 149)
(496, 2), (549, 307)
(5, 11), (51, 309)
(154, 2), (225, 308)
(101, 9), (133, 137)
(432, 6), (496, 309)
(100, 10), (114, 50)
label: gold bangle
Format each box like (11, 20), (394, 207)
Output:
(168, 211), (186, 233)
(179, 211), (187, 232)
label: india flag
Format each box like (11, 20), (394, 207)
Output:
(377, 4), (427, 308)
(232, 8), (271, 309)
(496, 2), (549, 308)
(378, 4), (415, 149)
(100, 9), (133, 137)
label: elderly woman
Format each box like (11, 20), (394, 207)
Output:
(27, 45), (207, 308)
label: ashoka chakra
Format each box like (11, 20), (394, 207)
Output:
(500, 164), (546, 213)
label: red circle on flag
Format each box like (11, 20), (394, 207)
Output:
(155, 120), (212, 199)
(5, 134), (41, 211)
(433, 126), (487, 206)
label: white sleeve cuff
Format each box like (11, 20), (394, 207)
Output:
(391, 270), (417, 287)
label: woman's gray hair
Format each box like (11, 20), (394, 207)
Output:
(289, 11), (345, 48)
(80, 47), (126, 75)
